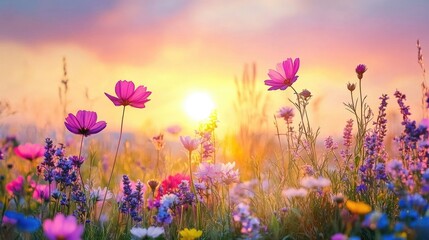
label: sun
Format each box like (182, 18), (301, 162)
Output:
(183, 92), (216, 121)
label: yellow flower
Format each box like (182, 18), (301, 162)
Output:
(179, 228), (203, 240)
(346, 200), (372, 215)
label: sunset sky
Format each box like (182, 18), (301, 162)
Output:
(0, 0), (428, 139)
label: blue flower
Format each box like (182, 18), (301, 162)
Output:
(4, 211), (41, 233)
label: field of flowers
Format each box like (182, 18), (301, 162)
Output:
(1, 51), (429, 240)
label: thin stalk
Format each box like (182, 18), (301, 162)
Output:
(188, 150), (200, 229)
(98, 106), (126, 222)
(78, 135), (85, 188)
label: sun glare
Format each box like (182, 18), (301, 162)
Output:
(183, 92), (216, 121)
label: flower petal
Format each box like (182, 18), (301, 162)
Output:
(105, 93), (123, 106)
(88, 121), (107, 135)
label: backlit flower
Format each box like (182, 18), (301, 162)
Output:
(300, 176), (331, 189)
(277, 107), (294, 124)
(88, 186), (112, 202)
(264, 58), (300, 91)
(64, 110), (106, 137)
(347, 82), (356, 91)
(14, 143), (44, 161)
(43, 214), (84, 240)
(346, 200), (372, 215)
(6, 175), (24, 196)
(355, 64), (367, 80)
(105, 80), (151, 108)
(299, 89), (312, 100)
(282, 188), (308, 199)
(179, 228), (203, 240)
(33, 183), (53, 203)
(180, 136), (200, 152)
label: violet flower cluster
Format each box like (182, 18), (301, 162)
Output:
(119, 175), (145, 223)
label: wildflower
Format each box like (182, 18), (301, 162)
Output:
(6, 175), (24, 196)
(362, 211), (389, 230)
(130, 226), (165, 239)
(355, 64), (367, 80)
(221, 162), (240, 185)
(324, 136), (338, 150)
(147, 179), (159, 194)
(64, 110), (107, 137)
(180, 136), (200, 152)
(282, 187), (308, 199)
(331, 233), (348, 240)
(105, 80), (151, 108)
(299, 89), (312, 100)
(157, 174), (190, 197)
(346, 200), (372, 215)
(347, 82), (356, 91)
(14, 143), (44, 161)
(32, 183), (53, 203)
(301, 165), (315, 177)
(179, 228), (203, 240)
(88, 186), (112, 202)
(166, 124), (182, 135)
(300, 176), (331, 189)
(152, 133), (165, 150)
(277, 107), (294, 124)
(264, 58), (300, 91)
(3, 210), (41, 233)
(232, 203), (261, 239)
(342, 119), (354, 148)
(43, 214), (84, 240)
(195, 162), (223, 183)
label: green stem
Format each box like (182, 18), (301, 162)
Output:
(188, 150), (200, 228)
(98, 106), (126, 222)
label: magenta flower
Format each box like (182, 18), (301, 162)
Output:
(264, 58), (300, 91)
(43, 214), (84, 240)
(355, 64), (367, 80)
(64, 110), (106, 137)
(277, 107), (294, 124)
(14, 143), (44, 161)
(6, 175), (24, 196)
(33, 183), (54, 203)
(180, 136), (200, 152)
(105, 80), (152, 108)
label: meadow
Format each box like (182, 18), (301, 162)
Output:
(0, 49), (428, 240)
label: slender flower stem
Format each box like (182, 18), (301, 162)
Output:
(98, 106), (126, 222)
(188, 150), (200, 228)
(78, 135), (85, 188)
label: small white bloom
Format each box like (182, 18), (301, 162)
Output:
(282, 188), (308, 199)
(130, 227), (147, 240)
(146, 226), (164, 238)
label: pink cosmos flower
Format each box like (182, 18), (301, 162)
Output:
(264, 58), (300, 91)
(6, 175), (24, 196)
(180, 136), (200, 152)
(105, 80), (152, 108)
(43, 214), (84, 240)
(14, 143), (44, 161)
(33, 183), (54, 203)
(64, 110), (107, 137)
